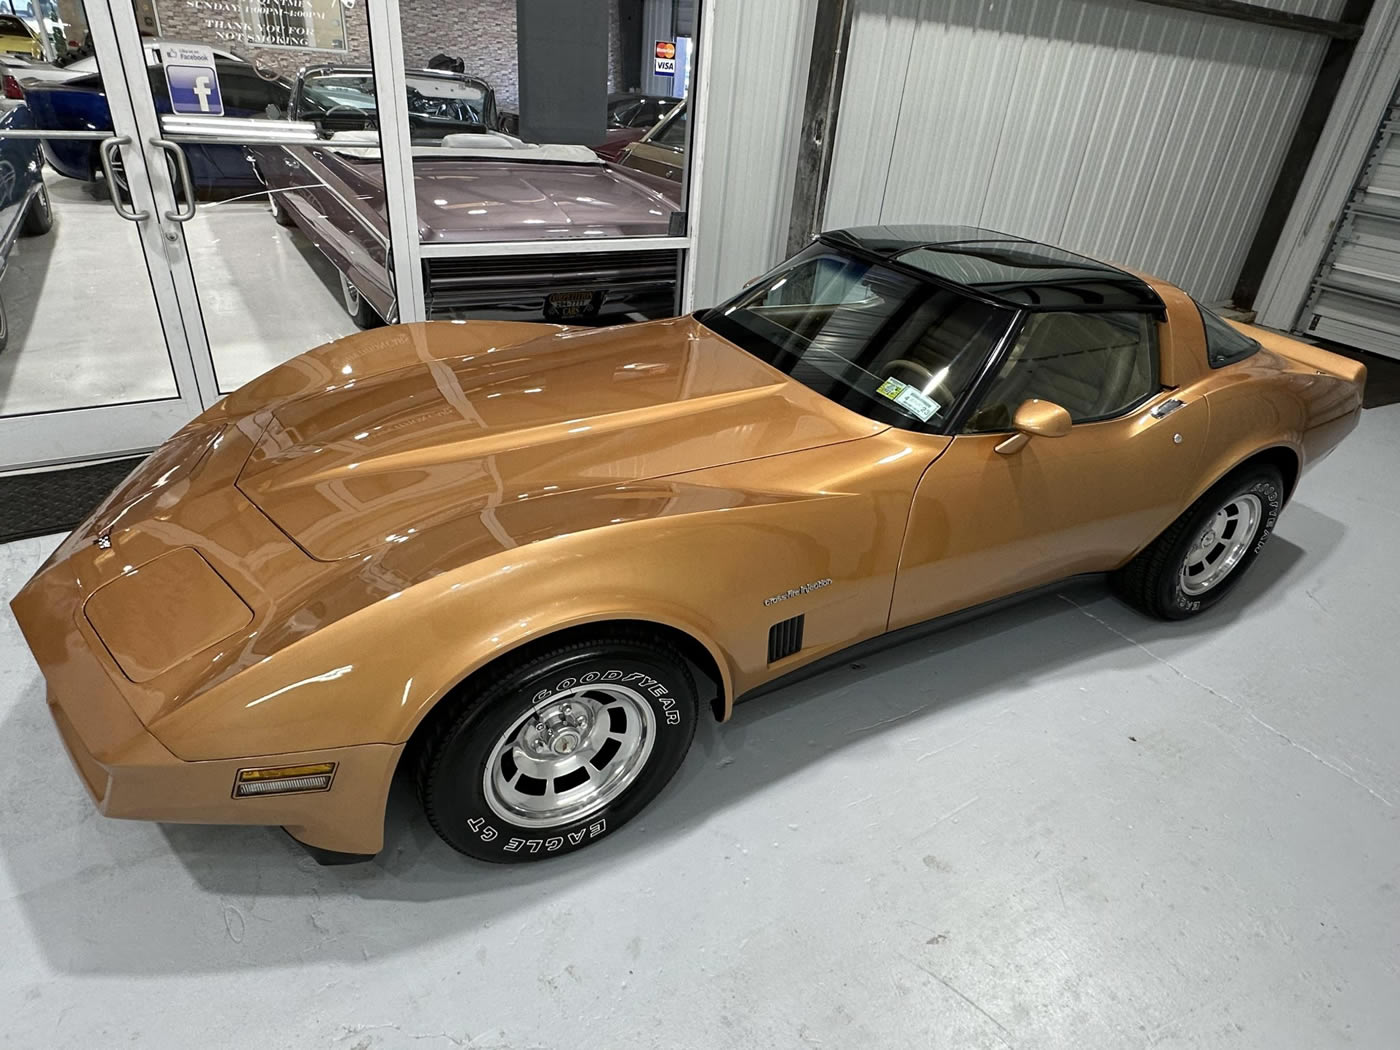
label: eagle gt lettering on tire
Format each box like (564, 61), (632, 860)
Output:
(414, 633), (698, 862)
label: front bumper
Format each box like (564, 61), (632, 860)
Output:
(13, 506), (402, 859)
(42, 678), (401, 856)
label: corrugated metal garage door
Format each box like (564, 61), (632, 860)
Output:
(1296, 86), (1400, 359)
(824, 0), (1343, 304)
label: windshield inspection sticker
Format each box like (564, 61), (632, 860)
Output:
(876, 378), (940, 422)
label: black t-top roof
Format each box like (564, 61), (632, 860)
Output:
(820, 225), (1164, 313)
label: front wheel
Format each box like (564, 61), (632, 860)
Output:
(1114, 464), (1284, 619)
(268, 188), (295, 227)
(20, 182), (52, 236)
(415, 634), (698, 862)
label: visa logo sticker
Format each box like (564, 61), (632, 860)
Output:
(163, 43), (224, 116)
(654, 39), (676, 76)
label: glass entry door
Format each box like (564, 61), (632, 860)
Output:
(112, 0), (410, 396)
(0, 0), (209, 471)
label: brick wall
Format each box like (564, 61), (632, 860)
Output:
(152, 1), (625, 111)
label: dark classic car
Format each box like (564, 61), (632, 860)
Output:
(251, 66), (683, 327)
(0, 103), (52, 351)
(24, 40), (289, 191)
(592, 92), (675, 161)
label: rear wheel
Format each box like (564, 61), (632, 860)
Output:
(415, 634), (698, 862)
(1114, 464), (1284, 619)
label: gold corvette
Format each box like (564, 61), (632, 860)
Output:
(12, 227), (1366, 864)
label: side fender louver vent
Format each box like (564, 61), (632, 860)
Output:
(767, 614), (805, 664)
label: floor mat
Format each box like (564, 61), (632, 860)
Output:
(0, 458), (143, 545)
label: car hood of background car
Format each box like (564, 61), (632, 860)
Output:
(321, 145), (679, 242)
(235, 318), (886, 560)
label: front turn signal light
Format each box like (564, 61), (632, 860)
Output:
(233, 763), (336, 797)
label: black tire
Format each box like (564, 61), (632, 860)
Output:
(1114, 463), (1285, 620)
(415, 633), (698, 862)
(0, 294), (8, 354)
(20, 182), (52, 236)
(268, 189), (295, 227)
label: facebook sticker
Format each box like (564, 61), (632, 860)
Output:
(163, 44), (223, 116)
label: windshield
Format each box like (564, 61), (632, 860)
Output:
(651, 104), (687, 149)
(700, 243), (1016, 431)
(299, 71), (493, 142)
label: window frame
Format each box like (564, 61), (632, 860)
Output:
(948, 308), (1165, 434)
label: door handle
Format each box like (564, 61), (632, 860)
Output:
(149, 137), (196, 222)
(1151, 397), (1188, 419)
(98, 136), (149, 221)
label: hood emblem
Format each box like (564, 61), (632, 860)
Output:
(95, 532), (112, 550)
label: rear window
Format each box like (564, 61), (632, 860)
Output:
(1197, 302), (1259, 368)
(0, 16), (31, 35)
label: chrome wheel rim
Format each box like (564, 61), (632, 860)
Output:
(1180, 493), (1262, 596)
(339, 272), (360, 315)
(483, 683), (656, 829)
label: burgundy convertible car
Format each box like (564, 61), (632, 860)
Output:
(251, 67), (683, 328)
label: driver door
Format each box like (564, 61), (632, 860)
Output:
(889, 309), (1209, 629)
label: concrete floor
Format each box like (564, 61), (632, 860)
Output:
(0, 171), (359, 418)
(2, 406), (1398, 1048)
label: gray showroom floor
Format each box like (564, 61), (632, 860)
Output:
(0, 170), (358, 417)
(2, 405), (1398, 1049)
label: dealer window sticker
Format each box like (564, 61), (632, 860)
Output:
(875, 377), (940, 422)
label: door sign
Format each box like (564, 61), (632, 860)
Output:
(163, 43), (225, 116)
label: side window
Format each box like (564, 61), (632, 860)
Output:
(608, 99), (641, 127)
(966, 311), (1158, 431)
(1196, 301), (1259, 368)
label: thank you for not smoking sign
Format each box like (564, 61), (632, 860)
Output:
(163, 43), (224, 116)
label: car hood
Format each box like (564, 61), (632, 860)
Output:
(407, 159), (678, 242)
(235, 317), (883, 560)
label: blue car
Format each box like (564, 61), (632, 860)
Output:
(0, 103), (51, 352)
(23, 42), (291, 192)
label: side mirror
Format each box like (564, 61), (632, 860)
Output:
(994, 399), (1072, 455)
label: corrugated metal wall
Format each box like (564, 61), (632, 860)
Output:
(825, 0), (1344, 303)
(1295, 81), (1400, 358)
(689, 0), (817, 306)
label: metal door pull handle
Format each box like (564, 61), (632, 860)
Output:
(149, 137), (197, 222)
(98, 136), (149, 221)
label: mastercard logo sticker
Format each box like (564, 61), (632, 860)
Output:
(655, 41), (676, 60)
